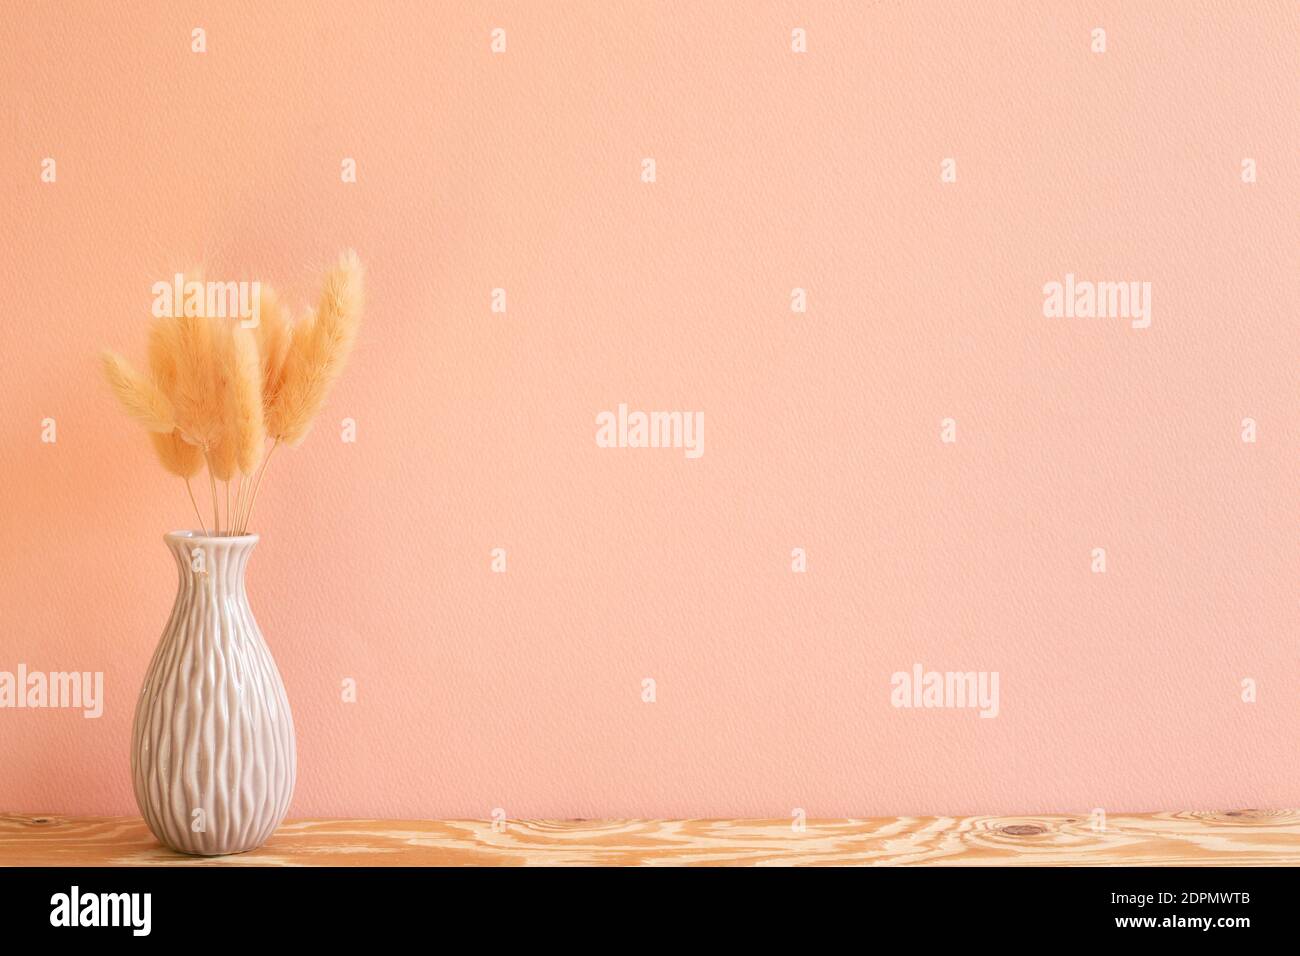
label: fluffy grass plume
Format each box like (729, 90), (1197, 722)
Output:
(171, 310), (222, 450)
(254, 287), (292, 411)
(150, 428), (203, 478)
(231, 326), (265, 475)
(147, 315), (181, 396)
(100, 351), (174, 433)
(208, 320), (239, 481)
(103, 252), (364, 534)
(267, 250), (363, 447)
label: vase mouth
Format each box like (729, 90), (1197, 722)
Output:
(166, 530), (260, 545)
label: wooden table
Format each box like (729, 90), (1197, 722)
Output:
(3, 810), (1298, 866)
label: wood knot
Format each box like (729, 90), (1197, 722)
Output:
(31, 817), (49, 825)
(1003, 824), (1046, 836)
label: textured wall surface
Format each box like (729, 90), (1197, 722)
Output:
(0, 1), (1296, 818)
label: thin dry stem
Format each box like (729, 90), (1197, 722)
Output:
(185, 478), (207, 536)
(239, 438), (278, 534)
(233, 475), (245, 533)
(205, 450), (219, 536)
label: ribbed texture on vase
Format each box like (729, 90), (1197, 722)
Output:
(131, 532), (296, 855)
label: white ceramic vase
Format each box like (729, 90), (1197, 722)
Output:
(131, 531), (296, 855)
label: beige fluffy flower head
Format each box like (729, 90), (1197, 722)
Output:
(266, 250), (364, 447)
(101, 252), (365, 534)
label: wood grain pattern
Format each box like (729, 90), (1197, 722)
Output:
(2, 811), (1297, 866)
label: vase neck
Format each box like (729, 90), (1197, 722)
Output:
(165, 531), (258, 597)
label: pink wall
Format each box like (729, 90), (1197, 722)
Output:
(1, 2), (1296, 819)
